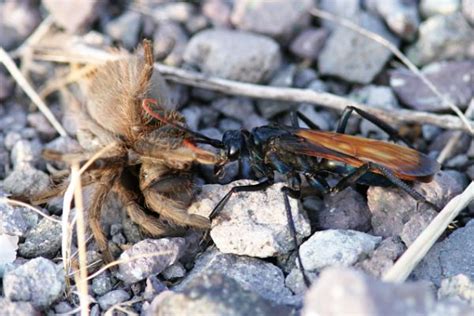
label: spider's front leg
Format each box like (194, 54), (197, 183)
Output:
(140, 162), (211, 229)
(114, 176), (180, 238)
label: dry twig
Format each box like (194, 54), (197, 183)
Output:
(72, 163), (90, 316)
(30, 45), (473, 133)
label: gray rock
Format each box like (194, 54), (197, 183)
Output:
(185, 14), (209, 34)
(429, 300), (474, 316)
(299, 230), (382, 271)
(117, 237), (186, 283)
(91, 271), (114, 296)
(43, 0), (102, 33)
(219, 115), (250, 131)
(153, 21), (188, 66)
(412, 220), (474, 286)
(0, 70), (14, 100)
(148, 2), (194, 23)
(293, 68), (318, 88)
(429, 131), (472, 157)
(18, 217), (61, 258)
(422, 125), (442, 142)
(294, 105), (335, 131)
(188, 181), (311, 258)
(105, 11), (142, 49)
(54, 301), (73, 314)
(242, 114), (269, 130)
(174, 249), (296, 305)
(161, 262), (186, 280)
(438, 274), (474, 306)
(445, 154), (469, 169)
(11, 139), (42, 169)
(349, 85), (400, 138)
(356, 236), (406, 277)
(390, 61), (474, 111)
(153, 273), (295, 316)
(318, 0), (361, 30)
(0, 298), (38, 316)
(5, 133), (22, 151)
(144, 275), (168, 301)
(0, 146), (7, 177)
(97, 289), (130, 311)
(400, 209), (438, 246)
(368, 171), (464, 238)
(90, 304), (100, 316)
(27, 113), (57, 140)
(365, 0), (420, 40)
(463, 0), (474, 23)
(406, 13), (474, 66)
(257, 64), (297, 118)
(318, 12), (399, 84)
(0, 201), (39, 236)
(0, 0), (41, 50)
(211, 97), (255, 121)
(3, 257), (64, 309)
(0, 234), (19, 278)
(0, 104), (27, 133)
(231, 0), (313, 40)
(183, 29), (281, 83)
(302, 267), (439, 316)
(3, 167), (50, 197)
(289, 28), (328, 60)
(202, 0), (232, 27)
(315, 188), (372, 232)
(181, 105), (202, 131)
(285, 266), (318, 295)
(420, 0), (461, 17)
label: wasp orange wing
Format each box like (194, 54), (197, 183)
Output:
(278, 129), (439, 182)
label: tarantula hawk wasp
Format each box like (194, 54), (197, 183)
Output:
(144, 102), (440, 286)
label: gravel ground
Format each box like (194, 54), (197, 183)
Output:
(0, 0), (473, 315)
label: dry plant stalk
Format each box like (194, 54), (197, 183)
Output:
(30, 43), (473, 133)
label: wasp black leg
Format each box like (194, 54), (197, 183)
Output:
(330, 162), (439, 211)
(281, 186), (311, 287)
(337, 106), (412, 147)
(290, 111), (321, 130)
(209, 179), (273, 219)
(305, 174), (331, 196)
(369, 163), (441, 211)
(330, 164), (371, 194)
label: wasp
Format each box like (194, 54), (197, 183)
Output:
(146, 104), (440, 285)
(32, 40), (222, 262)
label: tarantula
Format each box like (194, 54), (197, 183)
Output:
(34, 40), (221, 262)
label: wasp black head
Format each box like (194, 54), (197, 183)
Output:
(222, 130), (246, 160)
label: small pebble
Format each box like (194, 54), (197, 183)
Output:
(118, 238), (186, 283)
(3, 257), (64, 309)
(299, 230), (382, 271)
(183, 29), (281, 83)
(97, 289), (131, 311)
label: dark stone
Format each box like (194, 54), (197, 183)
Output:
(412, 220), (474, 286)
(153, 273), (295, 316)
(390, 61), (474, 111)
